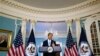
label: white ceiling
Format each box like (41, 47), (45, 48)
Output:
(15, 0), (86, 9)
(1, 0), (100, 21)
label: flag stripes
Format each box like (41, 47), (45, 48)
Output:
(64, 45), (78, 56)
(7, 42), (24, 56)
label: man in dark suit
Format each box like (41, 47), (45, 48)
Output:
(43, 33), (56, 56)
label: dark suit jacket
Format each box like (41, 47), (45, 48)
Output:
(43, 40), (56, 56)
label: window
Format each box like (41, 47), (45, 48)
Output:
(90, 22), (100, 56)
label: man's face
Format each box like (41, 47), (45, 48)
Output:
(48, 33), (53, 40)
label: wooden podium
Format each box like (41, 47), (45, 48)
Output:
(39, 46), (61, 56)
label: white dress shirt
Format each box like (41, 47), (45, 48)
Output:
(48, 39), (51, 46)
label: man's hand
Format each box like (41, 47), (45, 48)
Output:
(52, 43), (55, 47)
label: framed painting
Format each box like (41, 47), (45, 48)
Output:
(0, 29), (12, 51)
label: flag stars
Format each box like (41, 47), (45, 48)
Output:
(66, 29), (74, 48)
(14, 29), (23, 47)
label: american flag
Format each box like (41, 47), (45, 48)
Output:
(7, 28), (25, 56)
(64, 28), (78, 56)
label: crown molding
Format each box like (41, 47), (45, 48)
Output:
(0, 0), (99, 13)
(0, 0), (100, 21)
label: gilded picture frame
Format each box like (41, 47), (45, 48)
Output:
(0, 29), (12, 51)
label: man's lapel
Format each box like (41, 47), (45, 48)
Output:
(46, 40), (49, 46)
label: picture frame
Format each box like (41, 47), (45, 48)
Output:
(0, 29), (12, 51)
